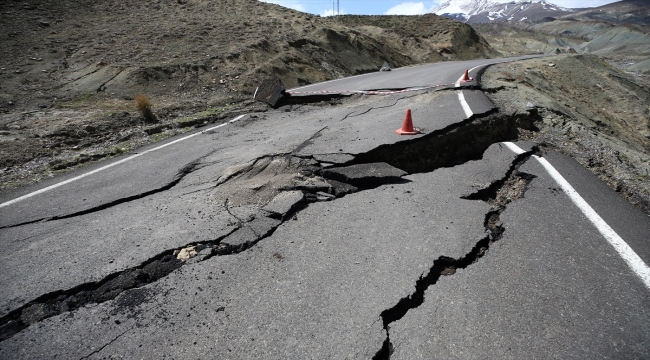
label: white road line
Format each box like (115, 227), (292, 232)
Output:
(289, 72), (376, 91)
(455, 64), (483, 87)
(503, 142), (650, 290)
(458, 91), (473, 118)
(0, 114), (247, 209)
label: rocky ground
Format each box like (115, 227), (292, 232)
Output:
(483, 54), (650, 214)
(0, 0), (496, 191)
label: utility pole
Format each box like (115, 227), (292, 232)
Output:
(332, 0), (339, 17)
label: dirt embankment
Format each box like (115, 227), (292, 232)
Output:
(483, 54), (650, 213)
(0, 0), (495, 109)
(0, 0), (497, 192)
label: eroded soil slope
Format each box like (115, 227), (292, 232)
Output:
(0, 0), (495, 107)
(0, 0), (496, 191)
(483, 54), (650, 213)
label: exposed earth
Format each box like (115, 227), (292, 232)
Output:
(1, 0), (649, 215)
(0, 0), (496, 191)
(482, 54), (650, 213)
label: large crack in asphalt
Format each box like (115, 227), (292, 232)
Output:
(0, 107), (541, 343)
(372, 149), (538, 360)
(78, 326), (133, 360)
(0, 225), (238, 342)
(347, 109), (538, 174)
(0, 154), (401, 342)
(0, 158), (210, 230)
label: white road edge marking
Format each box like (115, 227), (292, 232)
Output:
(503, 142), (650, 290)
(458, 91), (473, 118)
(455, 64), (482, 87)
(289, 71), (376, 91)
(0, 114), (247, 209)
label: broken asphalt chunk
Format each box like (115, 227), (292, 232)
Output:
(326, 179), (358, 197)
(262, 190), (305, 219)
(254, 77), (286, 108)
(320, 162), (407, 188)
(313, 153), (355, 165)
(316, 191), (336, 201)
(220, 214), (282, 252)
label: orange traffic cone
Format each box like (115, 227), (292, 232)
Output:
(460, 69), (472, 82)
(395, 109), (421, 135)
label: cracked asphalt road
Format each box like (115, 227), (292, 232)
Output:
(1, 58), (649, 358)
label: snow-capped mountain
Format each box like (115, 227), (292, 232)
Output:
(432, 0), (577, 23)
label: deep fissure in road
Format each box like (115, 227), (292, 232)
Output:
(373, 149), (537, 360)
(0, 159), (206, 231)
(0, 110), (540, 343)
(0, 154), (405, 342)
(346, 110), (537, 174)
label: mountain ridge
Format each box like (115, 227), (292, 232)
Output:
(433, 0), (577, 23)
(434, 0), (650, 26)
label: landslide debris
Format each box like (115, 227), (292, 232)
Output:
(482, 54), (650, 214)
(0, 0), (498, 192)
(0, 97), (547, 341)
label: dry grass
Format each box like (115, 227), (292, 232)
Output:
(134, 94), (151, 112)
(134, 94), (157, 123)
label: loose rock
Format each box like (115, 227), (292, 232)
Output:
(175, 246), (197, 261)
(254, 77), (286, 108)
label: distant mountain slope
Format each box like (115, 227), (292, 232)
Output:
(562, 0), (650, 26)
(433, 0), (577, 24)
(576, 24), (650, 56)
(434, 0), (649, 26)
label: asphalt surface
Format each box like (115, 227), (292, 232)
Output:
(1, 56), (649, 359)
(287, 55), (544, 94)
(391, 155), (650, 359)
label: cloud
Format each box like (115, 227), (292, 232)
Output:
(384, 2), (427, 15)
(260, 0), (306, 12)
(320, 8), (348, 17)
(489, 0), (617, 7)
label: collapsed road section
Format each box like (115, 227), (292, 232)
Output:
(1, 79), (649, 358)
(0, 84), (540, 341)
(0, 141), (535, 358)
(0, 89), (521, 317)
(0, 99), (535, 342)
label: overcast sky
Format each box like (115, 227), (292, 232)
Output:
(260, 0), (620, 17)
